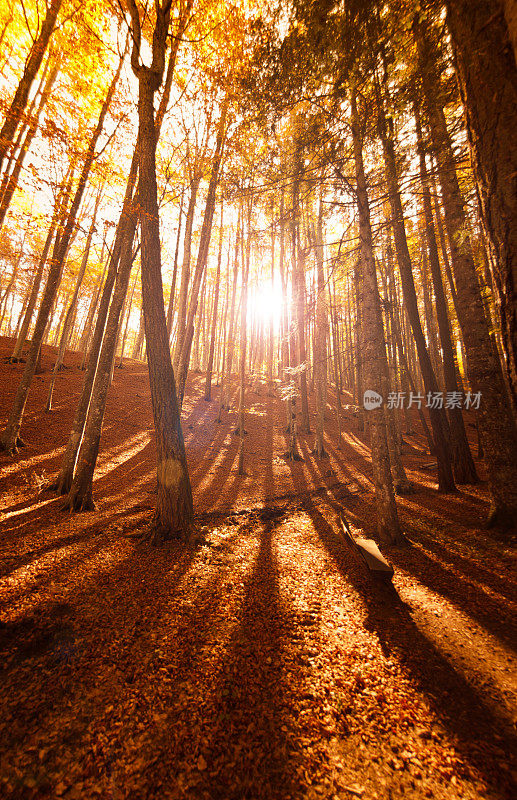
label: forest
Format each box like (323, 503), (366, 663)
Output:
(0, 0), (516, 798)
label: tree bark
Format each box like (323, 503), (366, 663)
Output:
(45, 184), (102, 411)
(351, 87), (405, 545)
(166, 187), (184, 339)
(444, 0), (517, 405)
(124, 0), (193, 539)
(204, 198), (223, 400)
(176, 98), (229, 408)
(414, 98), (478, 483)
(415, 17), (517, 529)
(377, 89), (455, 492)
(173, 173), (200, 367)
(312, 194), (327, 457)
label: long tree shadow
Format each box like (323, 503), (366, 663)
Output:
(299, 496), (516, 800)
(386, 535), (517, 653)
(146, 519), (301, 800)
(309, 434), (517, 649)
(0, 525), (240, 777)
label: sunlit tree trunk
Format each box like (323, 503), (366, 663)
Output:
(166, 187), (184, 340)
(414, 99), (478, 483)
(125, 0), (193, 540)
(351, 87), (404, 545)
(118, 269), (138, 367)
(312, 194), (327, 457)
(0, 0), (62, 174)
(45, 185), (102, 411)
(176, 98), (228, 407)
(236, 208), (252, 473)
(290, 138), (310, 434)
(377, 90), (455, 492)
(205, 199), (223, 400)
(173, 172), (200, 368)
(64, 217), (138, 510)
(0, 55), (119, 454)
(79, 255), (107, 365)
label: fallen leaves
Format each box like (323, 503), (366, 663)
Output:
(1, 352), (516, 800)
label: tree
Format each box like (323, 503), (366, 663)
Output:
(0, 0), (63, 173)
(126, 0), (194, 541)
(0, 52), (121, 454)
(351, 86), (405, 546)
(444, 0), (517, 407)
(414, 15), (517, 529)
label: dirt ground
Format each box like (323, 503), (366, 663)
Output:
(0, 334), (516, 800)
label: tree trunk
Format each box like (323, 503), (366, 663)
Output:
(445, 0), (517, 404)
(351, 87), (405, 545)
(118, 269), (138, 367)
(0, 0), (62, 173)
(176, 99), (229, 407)
(51, 132), (141, 496)
(45, 185), (102, 411)
(173, 173), (200, 367)
(122, 0), (193, 539)
(414, 98), (478, 483)
(236, 208), (251, 473)
(312, 194), (327, 457)
(377, 90), (455, 492)
(166, 187), (184, 339)
(64, 215), (138, 509)
(415, 17), (517, 529)
(0, 53), (119, 453)
(204, 199), (223, 400)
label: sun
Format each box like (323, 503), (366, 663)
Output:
(248, 279), (284, 331)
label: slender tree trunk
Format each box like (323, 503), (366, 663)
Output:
(288, 143), (311, 435)
(236, 210), (251, 473)
(351, 87), (405, 545)
(79, 256), (107, 365)
(64, 214), (138, 508)
(414, 99), (478, 483)
(113, 0), (194, 539)
(173, 174), (200, 367)
(166, 187), (184, 339)
(51, 132), (141, 496)
(0, 55), (119, 453)
(204, 199), (223, 400)
(0, 0), (62, 173)
(313, 195), (327, 457)
(132, 306), (145, 359)
(377, 90), (455, 492)
(176, 99), (229, 407)
(118, 269), (138, 367)
(45, 185), (102, 411)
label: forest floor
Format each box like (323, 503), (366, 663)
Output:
(0, 334), (516, 800)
